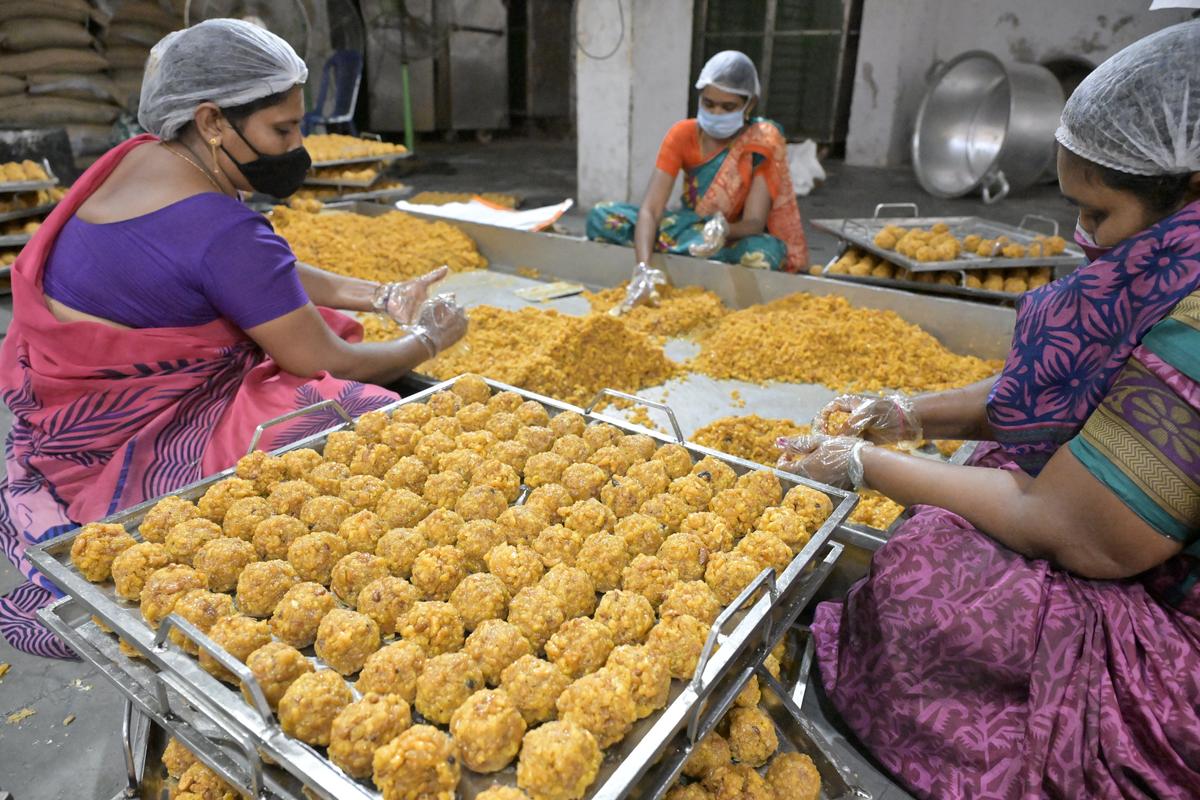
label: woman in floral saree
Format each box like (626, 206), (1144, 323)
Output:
(586, 51), (808, 273)
(0, 21), (467, 658)
(779, 23), (1200, 799)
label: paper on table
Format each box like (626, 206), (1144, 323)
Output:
(395, 198), (574, 232)
(1149, 0), (1200, 7)
(512, 281), (586, 302)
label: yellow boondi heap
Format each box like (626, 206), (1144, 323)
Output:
(690, 415), (808, 468)
(362, 285), (995, 400)
(850, 491), (906, 530)
(584, 285), (728, 338)
(690, 293), (1000, 394)
(272, 207), (487, 282)
(418, 307), (679, 406)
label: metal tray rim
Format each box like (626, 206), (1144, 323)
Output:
(0, 233), (31, 247)
(820, 261), (1022, 303)
(303, 173), (383, 189)
(309, 151), (411, 169)
(0, 201), (56, 224)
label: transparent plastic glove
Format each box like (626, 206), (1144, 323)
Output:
(374, 265), (449, 325)
(813, 393), (922, 445)
(688, 211), (729, 258)
(776, 433), (871, 490)
(408, 293), (468, 358)
(609, 261), (668, 316)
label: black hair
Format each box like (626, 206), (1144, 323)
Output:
(1087, 161), (1194, 215)
(172, 86), (297, 139)
(221, 87), (296, 124)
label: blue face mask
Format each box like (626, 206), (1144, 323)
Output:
(697, 104), (747, 140)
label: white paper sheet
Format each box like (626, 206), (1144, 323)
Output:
(394, 198), (574, 231)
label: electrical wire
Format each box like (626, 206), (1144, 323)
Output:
(573, 0), (625, 61)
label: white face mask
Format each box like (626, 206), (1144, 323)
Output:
(697, 102), (747, 139)
(1074, 221), (1111, 262)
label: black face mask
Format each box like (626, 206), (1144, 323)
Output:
(222, 121), (311, 198)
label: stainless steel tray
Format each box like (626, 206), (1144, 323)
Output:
(316, 185), (413, 204)
(0, 201), (56, 223)
(782, 627), (917, 799)
(819, 253), (1021, 304)
(0, 159), (60, 194)
(309, 151), (411, 169)
(303, 170), (384, 189)
(29, 377), (857, 800)
(44, 548), (849, 800)
(40, 598), (297, 799)
(812, 202), (1084, 272)
(0, 232), (31, 247)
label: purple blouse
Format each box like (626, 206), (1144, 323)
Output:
(42, 193), (309, 330)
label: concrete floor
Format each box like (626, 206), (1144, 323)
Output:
(0, 134), (1077, 799)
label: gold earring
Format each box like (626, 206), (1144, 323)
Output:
(208, 137), (220, 168)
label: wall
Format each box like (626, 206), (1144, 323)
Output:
(845, 0), (1194, 167)
(576, 0), (694, 207)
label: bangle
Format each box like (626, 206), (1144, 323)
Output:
(411, 329), (437, 359)
(371, 283), (392, 313)
(848, 440), (871, 490)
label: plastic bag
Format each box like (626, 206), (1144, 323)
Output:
(813, 393), (922, 445)
(609, 261), (668, 315)
(776, 433), (870, 489)
(374, 266), (449, 326)
(787, 140), (825, 196)
(688, 211), (729, 258)
(409, 294), (469, 358)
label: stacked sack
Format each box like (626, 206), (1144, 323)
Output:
(0, 0), (122, 161)
(97, 0), (180, 111)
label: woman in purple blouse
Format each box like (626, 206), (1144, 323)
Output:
(0, 20), (467, 658)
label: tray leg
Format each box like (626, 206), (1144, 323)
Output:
(120, 698), (148, 799)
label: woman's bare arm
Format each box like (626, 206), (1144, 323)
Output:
(244, 303), (434, 385)
(295, 262), (377, 312)
(634, 169), (676, 264)
(860, 444), (1182, 579)
(910, 376), (999, 441)
(726, 173), (770, 240)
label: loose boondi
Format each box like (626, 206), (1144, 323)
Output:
(272, 207), (487, 282)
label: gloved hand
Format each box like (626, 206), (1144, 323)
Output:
(688, 211), (729, 258)
(609, 261), (668, 316)
(813, 393), (922, 445)
(776, 433), (872, 490)
(409, 293), (468, 358)
(374, 266), (449, 325)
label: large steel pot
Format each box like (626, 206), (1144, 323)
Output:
(912, 51), (1064, 204)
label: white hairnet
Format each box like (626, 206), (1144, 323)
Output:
(695, 50), (760, 98)
(138, 18), (308, 140)
(1055, 20), (1200, 175)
